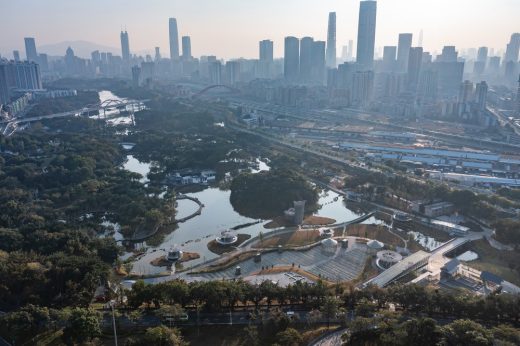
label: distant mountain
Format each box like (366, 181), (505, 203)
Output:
(38, 40), (119, 58)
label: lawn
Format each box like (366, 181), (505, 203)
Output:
(468, 239), (520, 286)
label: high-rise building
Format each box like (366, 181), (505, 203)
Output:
(326, 12), (337, 68)
(169, 18), (180, 60)
(474, 47), (488, 75)
(258, 40), (274, 78)
(300, 37), (314, 82)
(24, 37), (38, 63)
(475, 81), (488, 111)
(91, 50), (100, 63)
(284, 36), (300, 82)
(259, 40), (274, 62)
(312, 41), (326, 84)
(209, 61), (222, 84)
(182, 36), (192, 59)
(225, 61), (240, 86)
(352, 70), (374, 107)
(397, 33), (413, 72)
(13, 50), (20, 62)
(458, 80), (474, 104)
(38, 54), (48, 71)
(155, 47), (161, 61)
(417, 69), (438, 102)
(504, 33), (520, 64)
(382, 46), (397, 72)
(407, 47), (423, 91)
(131, 65), (141, 87)
(0, 60), (43, 92)
(488, 56), (501, 74)
(356, 0), (377, 70)
(434, 47), (464, 98)
(0, 61), (11, 105)
(517, 74), (520, 116)
(437, 46), (458, 62)
(348, 40), (354, 61)
(120, 31), (130, 61)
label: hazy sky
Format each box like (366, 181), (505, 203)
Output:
(1, 0), (519, 59)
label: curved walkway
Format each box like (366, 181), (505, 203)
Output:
(310, 328), (347, 346)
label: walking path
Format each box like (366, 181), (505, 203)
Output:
(310, 328), (347, 346)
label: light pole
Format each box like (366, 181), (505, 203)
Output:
(110, 300), (118, 346)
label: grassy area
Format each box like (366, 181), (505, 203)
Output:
(264, 215), (336, 229)
(468, 239), (520, 286)
(344, 224), (421, 250)
(253, 230), (321, 248)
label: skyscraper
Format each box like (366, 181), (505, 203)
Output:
(155, 47), (161, 61)
(434, 46), (464, 98)
(312, 41), (326, 84)
(284, 36), (300, 82)
(474, 47), (488, 75)
(258, 40), (274, 79)
(300, 37), (314, 82)
(475, 81), (488, 111)
(169, 18), (180, 60)
(259, 40), (274, 62)
(356, 0), (377, 70)
(382, 46), (397, 72)
(517, 75), (520, 116)
(13, 50), (20, 62)
(182, 36), (192, 59)
(0, 61), (11, 105)
(120, 31), (130, 61)
(504, 33), (520, 63)
(24, 37), (38, 63)
(326, 12), (337, 68)
(407, 47), (423, 91)
(397, 33), (413, 72)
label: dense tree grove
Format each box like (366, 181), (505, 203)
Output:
(0, 124), (177, 311)
(230, 170), (319, 219)
(26, 91), (100, 117)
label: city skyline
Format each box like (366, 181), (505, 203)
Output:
(1, 0), (519, 59)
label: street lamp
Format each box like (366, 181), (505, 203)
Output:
(109, 300), (118, 346)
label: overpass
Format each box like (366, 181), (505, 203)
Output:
(1, 99), (146, 137)
(192, 85), (240, 98)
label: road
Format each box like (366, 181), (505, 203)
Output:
(102, 309), (344, 328)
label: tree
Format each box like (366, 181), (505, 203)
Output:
(143, 326), (187, 346)
(62, 307), (101, 345)
(441, 319), (493, 346)
(401, 318), (442, 346)
(321, 296), (340, 328)
(275, 328), (303, 346)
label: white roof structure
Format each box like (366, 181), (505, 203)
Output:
(365, 250), (431, 288)
(367, 240), (384, 249)
(321, 238), (338, 248)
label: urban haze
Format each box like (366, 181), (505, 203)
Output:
(1, 1), (520, 345)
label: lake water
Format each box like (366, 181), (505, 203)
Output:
(93, 90), (143, 125)
(123, 155), (151, 184)
(129, 184), (380, 275)
(118, 139), (379, 275)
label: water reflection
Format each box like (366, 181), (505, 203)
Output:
(129, 188), (373, 275)
(123, 155), (151, 183)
